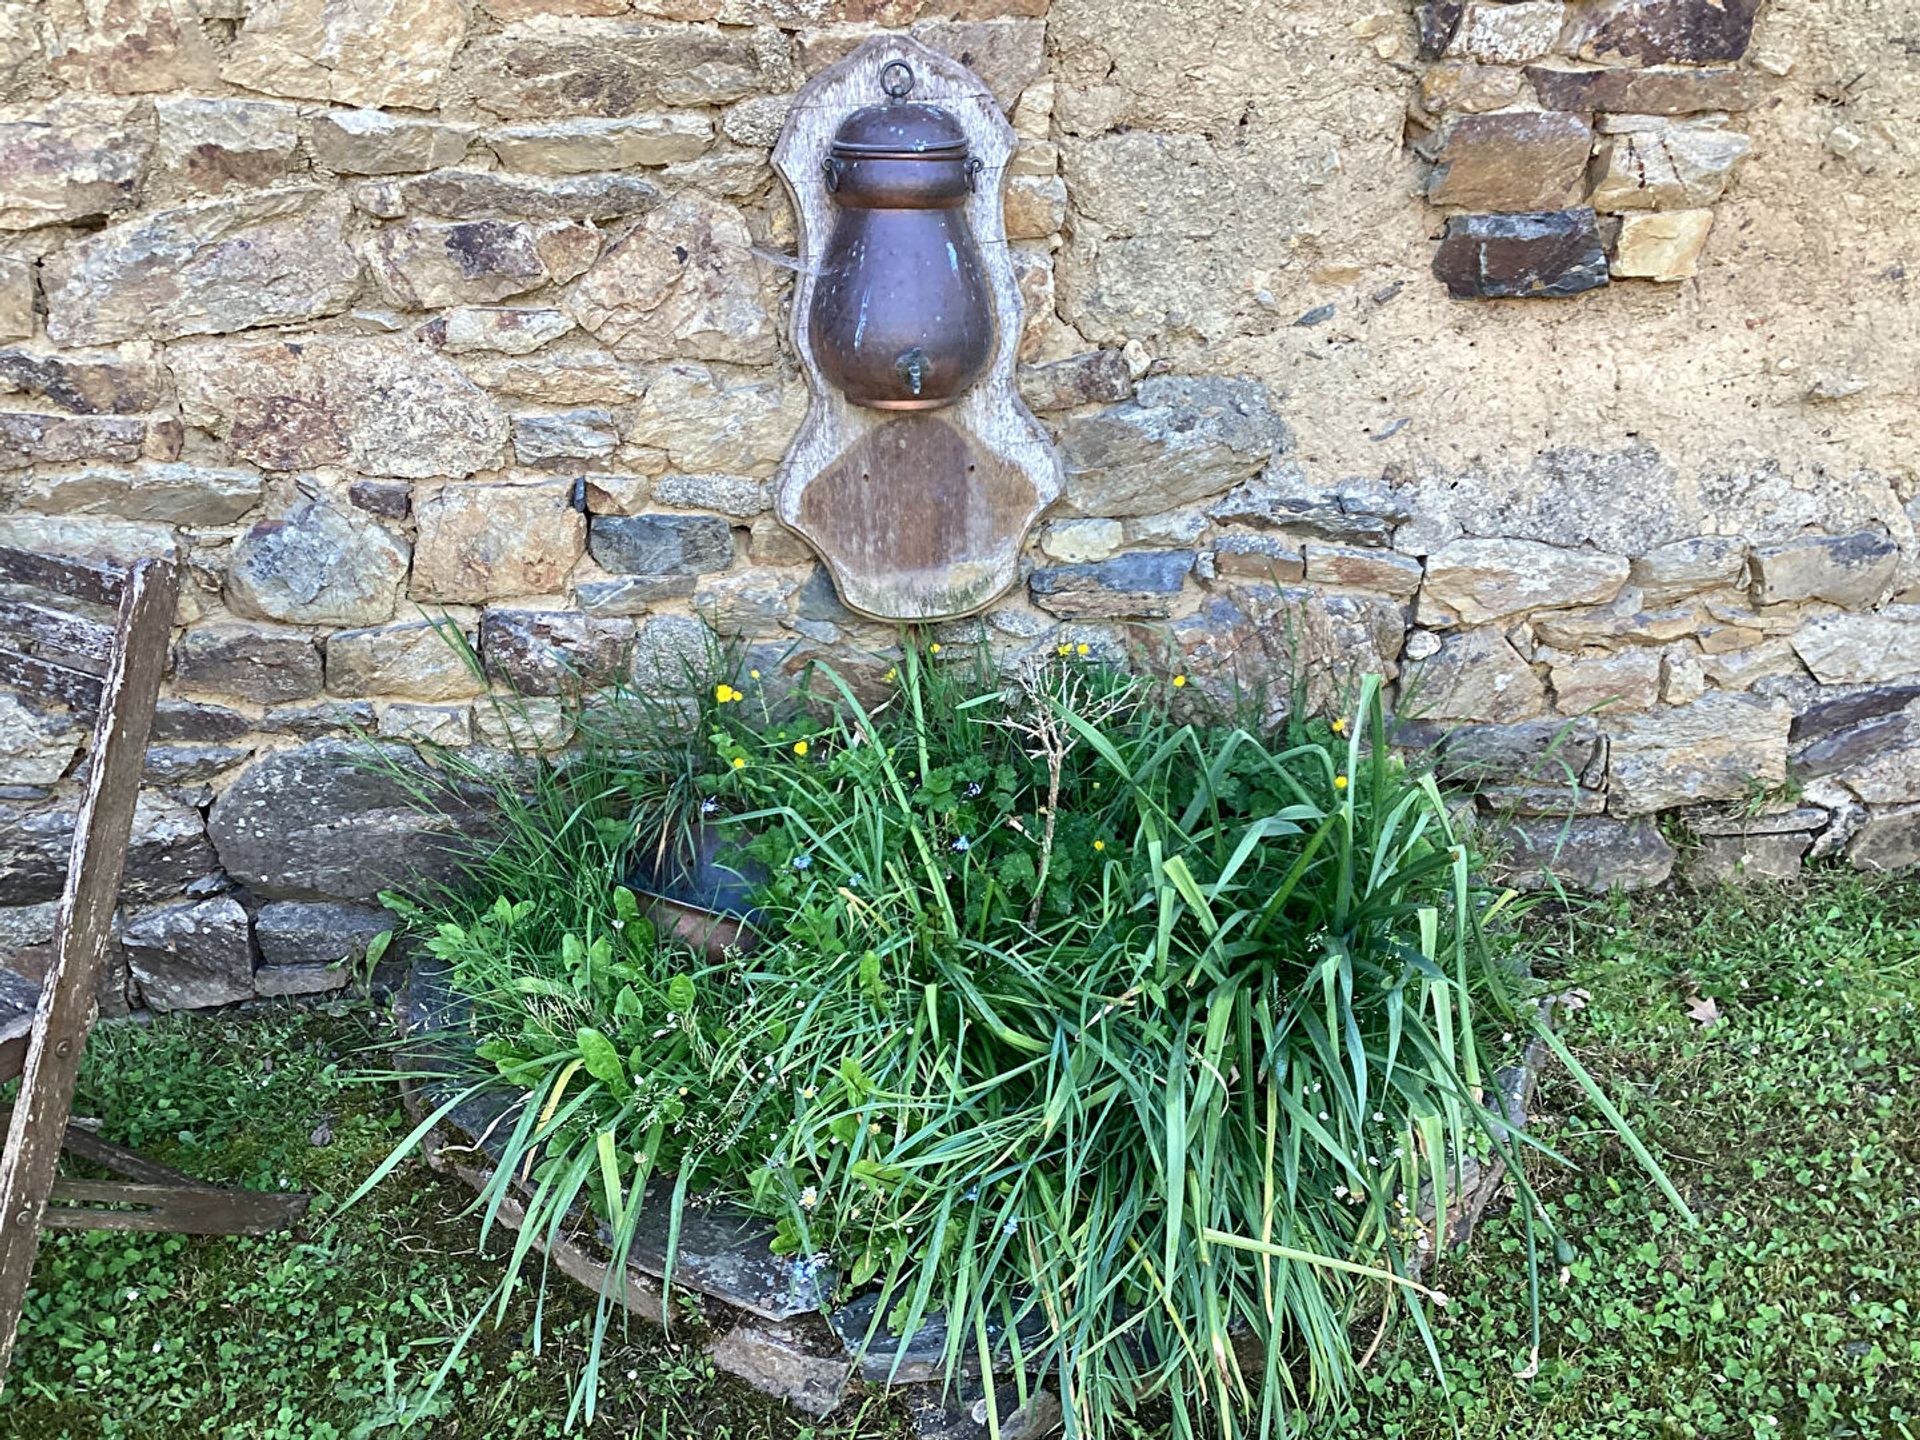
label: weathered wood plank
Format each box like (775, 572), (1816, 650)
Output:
(0, 646), (104, 714)
(43, 1180), (308, 1236)
(0, 556), (176, 1383)
(0, 598), (115, 665)
(0, 545), (125, 608)
(772, 36), (1061, 623)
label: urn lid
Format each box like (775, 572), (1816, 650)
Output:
(828, 100), (969, 161)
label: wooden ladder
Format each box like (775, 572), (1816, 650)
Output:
(0, 543), (308, 1386)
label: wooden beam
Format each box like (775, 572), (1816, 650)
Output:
(0, 545), (126, 608)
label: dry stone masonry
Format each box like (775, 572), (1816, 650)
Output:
(2, 0), (1917, 1066)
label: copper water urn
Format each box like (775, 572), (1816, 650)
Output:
(808, 62), (995, 411)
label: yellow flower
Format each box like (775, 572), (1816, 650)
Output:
(1093, 839), (1106, 852)
(731, 756), (747, 769)
(715, 683), (737, 704)
(885, 667), (898, 682)
(1331, 717), (1347, 734)
(1172, 674), (1187, 688)
(1057, 643), (1071, 656)
(929, 642), (942, 654)
(1075, 643), (1090, 657)
(749, 669), (761, 680)
(1334, 774), (1349, 791)
(792, 739), (809, 757)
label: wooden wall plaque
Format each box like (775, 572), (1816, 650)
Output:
(772, 36), (1062, 623)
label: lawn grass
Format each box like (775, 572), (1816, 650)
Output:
(1, 868), (1915, 1439)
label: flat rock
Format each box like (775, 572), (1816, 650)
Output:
(0, 349), (170, 415)
(1564, 0), (1761, 64)
(1851, 807), (1920, 873)
(463, 19), (768, 117)
(1609, 208), (1714, 282)
(1527, 63), (1770, 114)
(1419, 60), (1526, 115)
(154, 97), (301, 194)
(1059, 375), (1290, 518)
(1433, 209), (1610, 300)
(327, 620), (484, 701)
(174, 622), (325, 703)
(1401, 626), (1547, 723)
(208, 738), (495, 901)
(1303, 544), (1423, 597)
(432, 306), (577, 355)
(143, 744), (253, 784)
(653, 472), (770, 518)
(1549, 648), (1663, 713)
(310, 110), (475, 175)
(1589, 119), (1751, 211)
(569, 194), (776, 364)
(223, 0), (467, 107)
(1423, 538), (1628, 625)
(590, 513), (734, 577)
(1606, 692), (1789, 814)
(366, 219), (564, 309)
(1424, 112), (1593, 212)
(121, 897), (255, 1011)
(355, 167), (659, 221)
(1, 791), (216, 906)
(43, 189), (359, 345)
(1028, 550), (1194, 619)
(513, 408), (618, 467)
(174, 336), (508, 479)
(0, 259), (30, 339)
(0, 694), (81, 786)
(1443, 1), (1564, 64)
(0, 413), (146, 467)
(480, 608), (633, 694)
(1629, 536), (1747, 603)
(378, 703), (473, 746)
(625, 362), (801, 473)
(412, 479), (586, 601)
(485, 115), (714, 173)
(1497, 817), (1676, 893)
(1017, 349), (1133, 413)
(7, 462), (260, 525)
(44, 0), (220, 93)
(707, 1317), (851, 1418)
(0, 101), (152, 230)
(1750, 529), (1898, 608)
(226, 494), (412, 627)
(1790, 615), (1920, 686)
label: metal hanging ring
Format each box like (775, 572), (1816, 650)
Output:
(880, 60), (915, 99)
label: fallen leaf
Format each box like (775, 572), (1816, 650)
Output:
(1686, 995), (1720, 1028)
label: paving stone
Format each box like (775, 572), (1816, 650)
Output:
(1433, 209), (1610, 300)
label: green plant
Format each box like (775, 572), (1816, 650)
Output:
(362, 645), (1687, 1439)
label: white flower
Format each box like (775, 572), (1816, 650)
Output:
(799, 1186), (818, 1209)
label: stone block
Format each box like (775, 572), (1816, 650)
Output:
(43, 189), (359, 346)
(569, 194), (775, 364)
(412, 480), (586, 601)
(0, 347), (167, 417)
(1401, 626), (1547, 724)
(378, 702), (473, 746)
(1628, 536), (1747, 603)
(463, 19), (767, 118)
(226, 495), (412, 627)
(154, 97), (300, 194)
(1059, 376), (1289, 518)
(175, 623), (324, 703)
(1039, 519), (1124, 565)
(707, 1317), (850, 1418)
(1606, 692), (1789, 814)
(0, 102), (152, 231)
(0, 258), (31, 340)
(1413, 716), (1605, 788)
(488, 115), (714, 173)
(575, 575), (696, 614)
(223, 0), (467, 107)
(354, 168), (659, 221)
(1497, 817), (1675, 892)
(695, 572), (793, 637)
(260, 699), (378, 738)
(310, 109), (475, 175)
(0, 413), (146, 467)
(1443, 0), (1564, 63)
(625, 362), (801, 474)
(1794, 702), (1920, 804)
(513, 408), (619, 468)
(122, 897), (255, 1011)
(590, 514), (734, 577)
(1423, 113), (1593, 213)
(1423, 538), (1628, 626)
(433, 306), (577, 355)
(1029, 551), (1194, 619)
(472, 696), (576, 749)
(1003, 173), (1066, 239)
(1609, 208), (1714, 282)
(174, 335), (508, 478)
(10, 461), (259, 525)
(1527, 63), (1770, 114)
(1564, 0), (1762, 65)
(1590, 120), (1752, 212)
(1851, 807), (1920, 872)
(366, 219), (559, 308)
(1017, 350), (1133, 413)
(1689, 831), (1810, 885)
(1419, 61), (1526, 115)
(481, 608), (633, 694)
(208, 738), (494, 901)
(1303, 544), (1423, 597)
(1790, 615), (1920, 686)
(653, 472), (770, 518)
(1750, 529), (1898, 609)
(1549, 648), (1662, 713)
(0, 694), (80, 786)
(1433, 209), (1610, 300)
(327, 621), (484, 701)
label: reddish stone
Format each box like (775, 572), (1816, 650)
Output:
(1527, 63), (1770, 114)
(1424, 112), (1594, 212)
(1433, 209), (1610, 300)
(1565, 0), (1762, 65)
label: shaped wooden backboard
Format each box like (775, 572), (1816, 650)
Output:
(772, 35), (1062, 623)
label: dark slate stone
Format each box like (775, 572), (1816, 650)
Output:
(150, 697), (251, 743)
(1794, 708), (1920, 782)
(255, 899), (393, 968)
(1527, 63), (1770, 115)
(121, 896), (256, 1011)
(480, 608), (632, 695)
(1293, 303), (1335, 327)
(207, 738), (495, 901)
(349, 478), (412, 519)
(1791, 684), (1920, 746)
(575, 575), (698, 615)
(144, 744), (253, 784)
(258, 699), (377, 738)
(1433, 209), (1609, 301)
(794, 565), (855, 624)
(1397, 717), (1604, 788)
(1569, 0), (1762, 64)
(1417, 0), (1464, 58)
(173, 623), (324, 704)
(1, 792), (216, 905)
(1015, 349), (1132, 413)
(1028, 550), (1195, 619)
(1209, 471), (1403, 546)
(1497, 817), (1676, 893)
(590, 514), (734, 577)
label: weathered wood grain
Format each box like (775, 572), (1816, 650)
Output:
(772, 36), (1061, 623)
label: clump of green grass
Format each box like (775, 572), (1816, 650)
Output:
(368, 646), (1683, 1438)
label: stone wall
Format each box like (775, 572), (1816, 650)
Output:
(2, 0), (1917, 1008)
